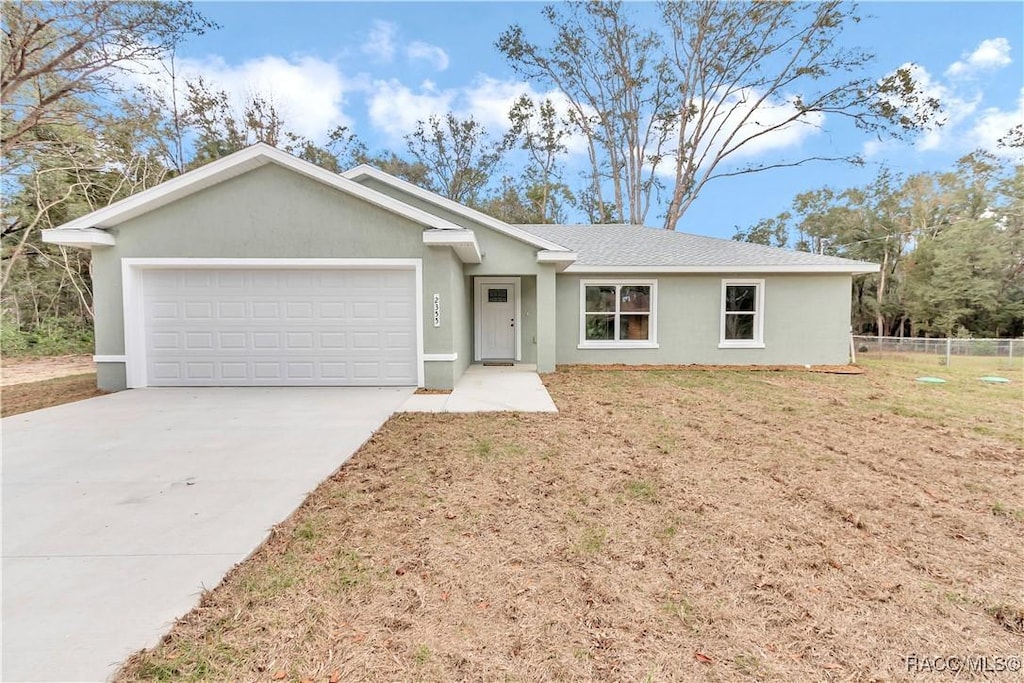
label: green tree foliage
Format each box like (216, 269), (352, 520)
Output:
(735, 154), (1024, 337)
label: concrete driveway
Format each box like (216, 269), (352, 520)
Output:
(1, 387), (412, 682)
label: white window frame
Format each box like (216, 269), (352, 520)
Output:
(578, 279), (659, 349)
(719, 278), (765, 349)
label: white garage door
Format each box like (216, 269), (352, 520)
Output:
(141, 268), (418, 386)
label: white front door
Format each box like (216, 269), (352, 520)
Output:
(478, 280), (517, 360)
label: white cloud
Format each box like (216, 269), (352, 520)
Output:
(892, 63), (980, 151)
(647, 88), (824, 177)
(362, 75), (589, 154)
(966, 87), (1024, 162)
(712, 90), (825, 159)
(365, 79), (455, 139)
(406, 41), (449, 71)
(946, 37), (1012, 78)
(133, 54), (351, 142)
(883, 61), (1021, 159)
(361, 20), (397, 62)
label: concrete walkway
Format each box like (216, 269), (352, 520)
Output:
(399, 364), (558, 413)
(1, 386), (412, 682)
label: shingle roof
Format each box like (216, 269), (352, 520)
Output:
(515, 223), (878, 273)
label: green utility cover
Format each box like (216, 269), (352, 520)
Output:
(978, 376), (1011, 383)
(916, 377), (947, 383)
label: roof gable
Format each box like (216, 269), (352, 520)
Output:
(48, 144), (463, 232)
(342, 164), (570, 253)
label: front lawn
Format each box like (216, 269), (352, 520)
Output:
(120, 360), (1023, 681)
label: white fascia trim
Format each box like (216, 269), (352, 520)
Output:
(343, 164), (570, 252)
(422, 229), (482, 263)
(120, 257), (425, 389)
(42, 228), (115, 248)
(423, 352), (459, 362)
(537, 250), (578, 272)
(93, 354), (127, 363)
(564, 263), (880, 274)
(119, 257), (422, 269)
(51, 144), (454, 232)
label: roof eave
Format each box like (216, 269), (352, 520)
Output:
(536, 250), (578, 272)
(563, 263), (880, 274)
(51, 144), (459, 232)
(343, 166), (571, 252)
(42, 228), (116, 248)
(422, 229), (482, 264)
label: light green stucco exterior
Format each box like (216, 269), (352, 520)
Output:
(554, 273), (853, 366)
(86, 157), (857, 392)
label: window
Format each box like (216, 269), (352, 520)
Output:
(579, 280), (658, 348)
(720, 279), (764, 348)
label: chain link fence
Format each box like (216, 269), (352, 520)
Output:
(852, 335), (1024, 371)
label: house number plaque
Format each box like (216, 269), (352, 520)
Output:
(433, 294), (440, 327)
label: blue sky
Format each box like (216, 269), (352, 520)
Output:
(165, 2), (1023, 237)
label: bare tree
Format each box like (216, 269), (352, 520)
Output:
(405, 113), (511, 206)
(498, 1), (941, 229)
(508, 95), (575, 223)
(1, 1), (215, 159)
(498, 1), (676, 225)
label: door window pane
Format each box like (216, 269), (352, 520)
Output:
(487, 288), (508, 303)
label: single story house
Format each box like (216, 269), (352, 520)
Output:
(43, 144), (879, 392)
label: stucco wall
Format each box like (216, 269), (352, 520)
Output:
(92, 164), (470, 390)
(359, 178), (546, 276)
(554, 273), (853, 366)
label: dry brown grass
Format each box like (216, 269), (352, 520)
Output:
(0, 373), (104, 417)
(119, 361), (1023, 682)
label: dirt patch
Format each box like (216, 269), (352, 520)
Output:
(414, 388), (453, 395)
(1, 373), (104, 417)
(1, 354), (95, 386)
(117, 361), (1022, 682)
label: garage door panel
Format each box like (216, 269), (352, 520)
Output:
(142, 267), (417, 386)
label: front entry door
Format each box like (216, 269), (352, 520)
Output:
(478, 280), (517, 360)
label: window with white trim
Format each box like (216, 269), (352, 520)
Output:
(579, 280), (657, 348)
(720, 279), (764, 347)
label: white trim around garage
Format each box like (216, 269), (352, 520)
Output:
(423, 352), (459, 362)
(93, 355), (127, 363)
(120, 257), (425, 389)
